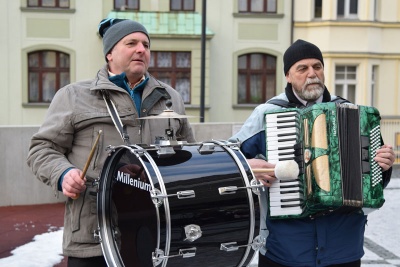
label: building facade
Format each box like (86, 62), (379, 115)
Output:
(0, 0), (399, 154)
(293, 0), (400, 159)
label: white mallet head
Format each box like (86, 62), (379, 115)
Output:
(274, 160), (300, 180)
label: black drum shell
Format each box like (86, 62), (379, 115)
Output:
(97, 143), (260, 267)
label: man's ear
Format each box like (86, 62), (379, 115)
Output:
(106, 52), (112, 62)
(285, 73), (291, 83)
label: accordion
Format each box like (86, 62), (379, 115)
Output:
(265, 102), (385, 219)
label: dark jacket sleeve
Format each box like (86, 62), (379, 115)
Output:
(240, 131), (266, 159)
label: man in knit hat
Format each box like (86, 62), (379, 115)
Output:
(230, 39), (395, 267)
(27, 19), (194, 266)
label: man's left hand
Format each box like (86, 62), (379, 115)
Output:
(374, 144), (395, 171)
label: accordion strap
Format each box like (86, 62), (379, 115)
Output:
(267, 96), (350, 109)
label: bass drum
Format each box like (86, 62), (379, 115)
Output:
(97, 140), (262, 267)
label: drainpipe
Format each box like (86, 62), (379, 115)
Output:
(291, 0), (294, 43)
(200, 0), (206, 123)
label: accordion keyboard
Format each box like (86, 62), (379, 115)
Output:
(265, 111), (304, 216)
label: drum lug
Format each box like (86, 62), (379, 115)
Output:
(92, 178), (100, 191)
(151, 189), (195, 207)
(178, 247), (197, 258)
(152, 247), (197, 266)
(197, 143), (215, 155)
(152, 248), (165, 266)
(156, 146), (176, 157)
(93, 228), (102, 243)
(220, 235), (265, 252)
(184, 224), (202, 242)
(218, 179), (262, 196)
(251, 235), (266, 250)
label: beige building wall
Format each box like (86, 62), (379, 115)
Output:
(1, 0), (213, 125)
(1, 0), (399, 127)
(2, 0), (105, 126)
(293, 0), (400, 149)
(0, 0), (292, 125)
(206, 0), (292, 123)
(293, 0), (400, 117)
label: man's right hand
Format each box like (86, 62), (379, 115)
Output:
(62, 168), (86, 198)
(248, 158), (276, 187)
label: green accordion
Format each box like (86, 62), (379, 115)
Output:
(264, 102), (385, 219)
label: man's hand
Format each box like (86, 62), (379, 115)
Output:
(62, 168), (86, 198)
(374, 144), (395, 171)
(248, 158), (276, 187)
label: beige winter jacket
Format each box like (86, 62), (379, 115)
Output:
(26, 64), (195, 257)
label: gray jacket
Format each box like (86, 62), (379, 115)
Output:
(27, 64), (195, 257)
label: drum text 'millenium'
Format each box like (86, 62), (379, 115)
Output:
(115, 171), (151, 192)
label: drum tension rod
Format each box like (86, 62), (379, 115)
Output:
(218, 179), (262, 195)
(152, 247), (197, 266)
(151, 189), (196, 206)
(220, 235), (265, 252)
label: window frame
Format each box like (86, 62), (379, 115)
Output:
(27, 0), (70, 8)
(113, 0), (140, 11)
(337, 0), (358, 19)
(28, 50), (70, 103)
(148, 51), (192, 104)
(314, 0), (322, 19)
(170, 0), (195, 11)
(237, 52), (277, 105)
(371, 65), (378, 107)
(238, 0), (277, 13)
(334, 65), (357, 104)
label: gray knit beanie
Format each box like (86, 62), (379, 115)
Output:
(98, 18), (150, 57)
(283, 39), (324, 75)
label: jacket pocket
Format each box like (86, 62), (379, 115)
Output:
(71, 188), (99, 243)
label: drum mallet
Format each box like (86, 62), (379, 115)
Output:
(218, 160), (300, 195)
(71, 130), (102, 200)
(252, 160), (299, 180)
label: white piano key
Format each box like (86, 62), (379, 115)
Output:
(269, 200), (302, 207)
(268, 154), (296, 161)
(267, 141), (297, 150)
(266, 128), (298, 137)
(270, 181), (301, 188)
(265, 112), (298, 122)
(269, 187), (301, 193)
(265, 134), (298, 142)
(268, 148), (295, 156)
(269, 192), (303, 201)
(266, 121), (298, 129)
(269, 206), (303, 216)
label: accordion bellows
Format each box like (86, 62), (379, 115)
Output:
(265, 102), (385, 219)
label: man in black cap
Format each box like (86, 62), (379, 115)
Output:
(27, 18), (195, 266)
(230, 39), (395, 267)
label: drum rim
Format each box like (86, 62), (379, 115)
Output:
(212, 140), (258, 267)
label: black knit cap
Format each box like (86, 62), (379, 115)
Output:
(283, 39), (324, 75)
(98, 18), (150, 58)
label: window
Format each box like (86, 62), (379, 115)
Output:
(371, 65), (378, 107)
(114, 0), (139, 10)
(238, 0), (277, 13)
(149, 52), (191, 104)
(337, 0), (358, 19)
(335, 65), (357, 103)
(314, 0), (322, 18)
(27, 0), (69, 8)
(238, 53), (276, 104)
(28, 50), (70, 103)
(170, 0), (195, 11)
